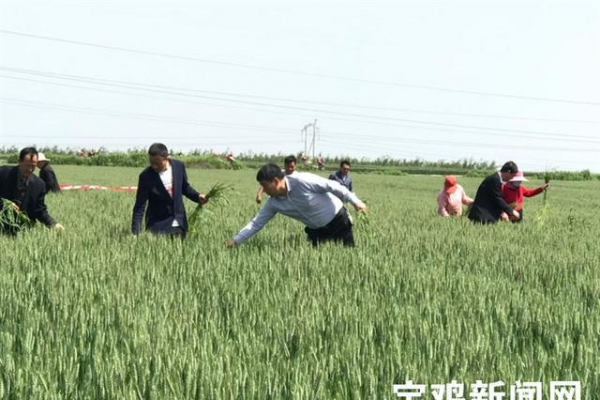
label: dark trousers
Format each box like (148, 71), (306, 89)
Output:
(170, 226), (186, 239)
(304, 207), (355, 247)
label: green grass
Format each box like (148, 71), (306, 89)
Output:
(1, 166), (599, 399)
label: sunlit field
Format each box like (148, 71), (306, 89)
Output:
(1, 165), (599, 399)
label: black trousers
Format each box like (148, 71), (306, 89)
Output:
(304, 207), (355, 247)
(170, 226), (186, 239)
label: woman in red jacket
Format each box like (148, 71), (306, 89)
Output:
(501, 171), (549, 222)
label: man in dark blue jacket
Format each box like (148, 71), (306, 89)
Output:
(468, 161), (520, 224)
(131, 143), (207, 238)
(328, 160), (353, 191)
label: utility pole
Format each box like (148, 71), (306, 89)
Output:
(300, 119), (317, 162)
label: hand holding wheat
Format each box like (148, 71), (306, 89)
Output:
(1, 198), (31, 233)
(188, 182), (234, 235)
(354, 202), (367, 212)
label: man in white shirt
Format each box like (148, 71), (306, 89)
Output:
(227, 163), (367, 248)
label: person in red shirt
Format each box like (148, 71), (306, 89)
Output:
(501, 171), (549, 223)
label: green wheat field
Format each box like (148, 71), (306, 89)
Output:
(1, 165), (599, 399)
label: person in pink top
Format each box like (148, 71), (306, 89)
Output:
(437, 175), (474, 217)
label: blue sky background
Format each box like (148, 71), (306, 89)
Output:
(1, 0), (599, 172)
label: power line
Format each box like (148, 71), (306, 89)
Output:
(3, 72), (598, 125)
(2, 97), (599, 156)
(323, 125), (600, 145)
(3, 93), (600, 153)
(0, 74), (321, 121)
(2, 67), (597, 141)
(318, 135), (599, 153)
(2, 29), (599, 106)
(0, 97), (300, 134)
(6, 72), (598, 146)
(318, 139), (599, 171)
(3, 137), (279, 147)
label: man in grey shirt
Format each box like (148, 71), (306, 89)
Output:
(255, 154), (297, 204)
(227, 164), (367, 247)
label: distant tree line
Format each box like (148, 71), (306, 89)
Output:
(0, 146), (598, 181)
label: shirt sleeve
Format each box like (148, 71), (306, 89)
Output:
(131, 174), (148, 235)
(304, 174), (362, 205)
(181, 165), (201, 202)
(460, 186), (474, 205)
(522, 186), (544, 197)
(437, 191), (450, 216)
(32, 192), (56, 227)
(233, 201), (278, 244)
(43, 169), (59, 193)
(491, 178), (514, 214)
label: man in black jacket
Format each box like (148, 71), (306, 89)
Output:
(131, 143), (208, 238)
(37, 152), (61, 194)
(0, 147), (65, 234)
(468, 161), (521, 224)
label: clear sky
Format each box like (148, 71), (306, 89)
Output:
(1, 0), (599, 172)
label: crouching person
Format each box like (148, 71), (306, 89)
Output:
(226, 164), (367, 248)
(0, 147), (65, 235)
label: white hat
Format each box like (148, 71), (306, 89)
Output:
(37, 152), (50, 162)
(509, 171), (528, 182)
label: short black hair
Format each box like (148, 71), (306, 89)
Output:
(500, 161), (518, 173)
(148, 143), (169, 157)
(284, 155), (297, 165)
(340, 160), (351, 168)
(19, 147), (38, 161)
(256, 163), (285, 182)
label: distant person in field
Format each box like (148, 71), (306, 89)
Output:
(329, 160), (353, 191)
(317, 157), (325, 171)
(499, 171), (549, 223)
(227, 163), (367, 248)
(255, 155), (297, 204)
(437, 175), (473, 217)
(131, 143), (208, 238)
(468, 161), (521, 224)
(36, 152), (61, 194)
(0, 147), (65, 234)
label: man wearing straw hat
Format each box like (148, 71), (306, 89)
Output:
(37, 152), (61, 194)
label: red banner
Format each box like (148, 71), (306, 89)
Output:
(59, 184), (137, 192)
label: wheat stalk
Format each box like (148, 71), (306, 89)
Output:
(1, 198), (31, 233)
(543, 172), (551, 205)
(188, 182), (234, 234)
